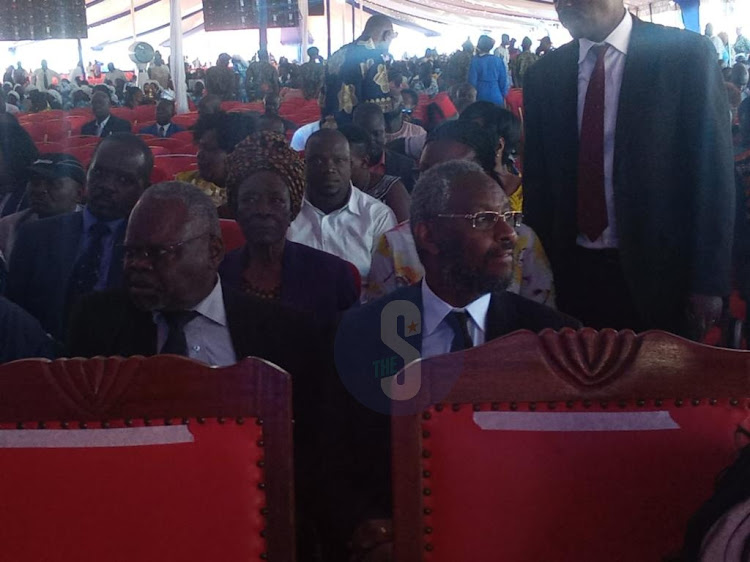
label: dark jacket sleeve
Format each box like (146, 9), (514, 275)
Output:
(0, 296), (55, 362)
(6, 220), (37, 315)
(681, 36), (735, 296)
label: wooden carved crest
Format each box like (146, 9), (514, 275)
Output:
(539, 328), (641, 387)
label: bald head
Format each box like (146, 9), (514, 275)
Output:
(362, 15), (395, 48)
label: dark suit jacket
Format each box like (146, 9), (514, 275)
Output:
(219, 240), (359, 328)
(523, 17), (734, 332)
(323, 284), (580, 550)
(138, 122), (185, 138)
(80, 114), (133, 137)
(7, 212), (126, 341)
(385, 149), (416, 192)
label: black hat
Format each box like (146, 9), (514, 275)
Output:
(28, 153), (86, 185)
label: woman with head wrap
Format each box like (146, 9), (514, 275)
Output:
(219, 130), (359, 324)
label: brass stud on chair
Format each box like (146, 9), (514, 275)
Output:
(675, 399), (684, 407)
(16, 422), (23, 429)
(260, 553), (268, 560)
(37, 421), (46, 429)
(424, 526), (433, 534)
(731, 399), (740, 407)
(617, 400), (627, 409)
(423, 470), (431, 478)
(61, 421), (69, 429)
(636, 400), (646, 407)
(260, 529), (267, 538)
(422, 430), (431, 439)
(423, 488), (431, 496)
(101, 421), (110, 429)
(473, 404), (481, 412)
(143, 418), (151, 427)
(164, 418), (173, 426)
(79, 422), (88, 429)
(257, 439), (265, 447)
(423, 412), (432, 420)
(182, 417), (190, 425)
(422, 450), (431, 459)
(709, 398), (718, 406)
(491, 402), (499, 411)
(529, 402), (537, 411)
(599, 401), (608, 409)
(260, 507), (269, 516)
(655, 399), (663, 407)
(257, 483), (266, 490)
(218, 417), (226, 424)
(236, 417), (245, 425)
(434, 404), (444, 412)
(451, 403), (460, 412)
(583, 400), (592, 409)
(124, 419), (133, 427)
(692, 399), (701, 406)
(566, 400), (575, 409)
(425, 543), (434, 552)
(255, 418), (264, 426)
(547, 402), (556, 410)
(510, 402), (518, 411)
(423, 507), (432, 515)
(197, 417), (206, 424)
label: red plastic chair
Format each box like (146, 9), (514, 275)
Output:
(147, 146), (169, 157)
(136, 120), (156, 133)
(171, 130), (195, 144)
(67, 145), (97, 168)
(41, 119), (72, 142)
(109, 107), (135, 123)
(176, 142), (198, 155)
(146, 138), (188, 154)
(153, 155), (198, 178)
(134, 105), (156, 123)
(392, 329), (750, 562)
(0, 356), (295, 562)
(172, 113), (200, 129)
(64, 115), (91, 136)
(35, 142), (68, 154)
(21, 121), (46, 143)
(220, 219), (246, 251)
(64, 135), (100, 148)
(220, 101), (246, 111)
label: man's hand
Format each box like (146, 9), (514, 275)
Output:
(685, 294), (723, 341)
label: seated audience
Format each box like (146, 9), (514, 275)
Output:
(449, 82), (478, 115)
(340, 124), (410, 222)
(330, 160), (580, 561)
(139, 99), (185, 138)
(0, 153), (85, 261)
(367, 119), (556, 307)
(220, 130), (359, 325)
(290, 113), (338, 152)
(0, 296), (55, 362)
(353, 102), (416, 191)
(460, 100), (523, 210)
(0, 119), (39, 217)
(7, 133), (153, 341)
(383, 91), (426, 144)
(287, 129), (397, 284)
(263, 92), (298, 133)
(175, 111), (257, 210)
(81, 91), (132, 137)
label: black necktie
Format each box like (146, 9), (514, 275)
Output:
(159, 125), (167, 137)
(160, 311), (199, 356)
(447, 310), (474, 352)
(69, 222), (111, 297)
(43, 71), (48, 90)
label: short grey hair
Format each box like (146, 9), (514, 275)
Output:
(140, 181), (221, 237)
(410, 159), (486, 232)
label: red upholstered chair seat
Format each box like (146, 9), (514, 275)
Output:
(0, 356), (294, 562)
(392, 329), (750, 562)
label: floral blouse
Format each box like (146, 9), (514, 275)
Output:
(365, 221), (556, 307)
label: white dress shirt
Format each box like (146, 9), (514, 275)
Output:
(290, 120), (321, 151)
(287, 184), (397, 279)
(96, 115), (111, 137)
(576, 10), (633, 250)
(153, 278), (237, 367)
(420, 278), (491, 359)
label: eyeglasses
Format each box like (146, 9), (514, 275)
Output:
(122, 232), (210, 263)
(437, 211), (523, 231)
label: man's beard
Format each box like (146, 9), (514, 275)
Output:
(436, 238), (514, 295)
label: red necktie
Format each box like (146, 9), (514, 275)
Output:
(577, 43), (610, 241)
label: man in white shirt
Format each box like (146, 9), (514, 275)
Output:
(31, 60), (59, 92)
(523, 0), (733, 340)
(287, 129), (397, 282)
(705, 23), (725, 62)
(290, 114), (337, 151)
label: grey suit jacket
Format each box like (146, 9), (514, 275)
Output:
(523, 17), (735, 330)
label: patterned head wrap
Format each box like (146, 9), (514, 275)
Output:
(225, 130), (306, 220)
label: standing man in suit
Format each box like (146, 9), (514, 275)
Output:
(329, 160), (579, 561)
(523, 0), (734, 340)
(80, 91), (132, 137)
(7, 134), (153, 341)
(138, 100), (184, 138)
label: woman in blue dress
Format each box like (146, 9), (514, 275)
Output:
(468, 35), (509, 106)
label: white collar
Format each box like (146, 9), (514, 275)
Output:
(578, 10), (633, 63)
(153, 276), (227, 327)
(303, 182), (362, 217)
(421, 278), (491, 336)
(97, 114), (111, 127)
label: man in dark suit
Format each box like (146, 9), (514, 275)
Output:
(67, 181), (334, 562)
(7, 133), (153, 341)
(523, 0), (734, 339)
(138, 99), (185, 138)
(353, 102), (416, 191)
(80, 91), (132, 137)
(327, 160), (579, 561)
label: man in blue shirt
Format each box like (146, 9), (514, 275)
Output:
(7, 133), (153, 341)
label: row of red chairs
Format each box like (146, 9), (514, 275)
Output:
(0, 328), (748, 561)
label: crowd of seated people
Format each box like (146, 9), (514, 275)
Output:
(0, 5), (749, 561)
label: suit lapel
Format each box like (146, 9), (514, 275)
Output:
(223, 285), (257, 358)
(485, 292), (512, 342)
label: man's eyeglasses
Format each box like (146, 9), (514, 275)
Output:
(437, 211), (523, 231)
(122, 232), (209, 263)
